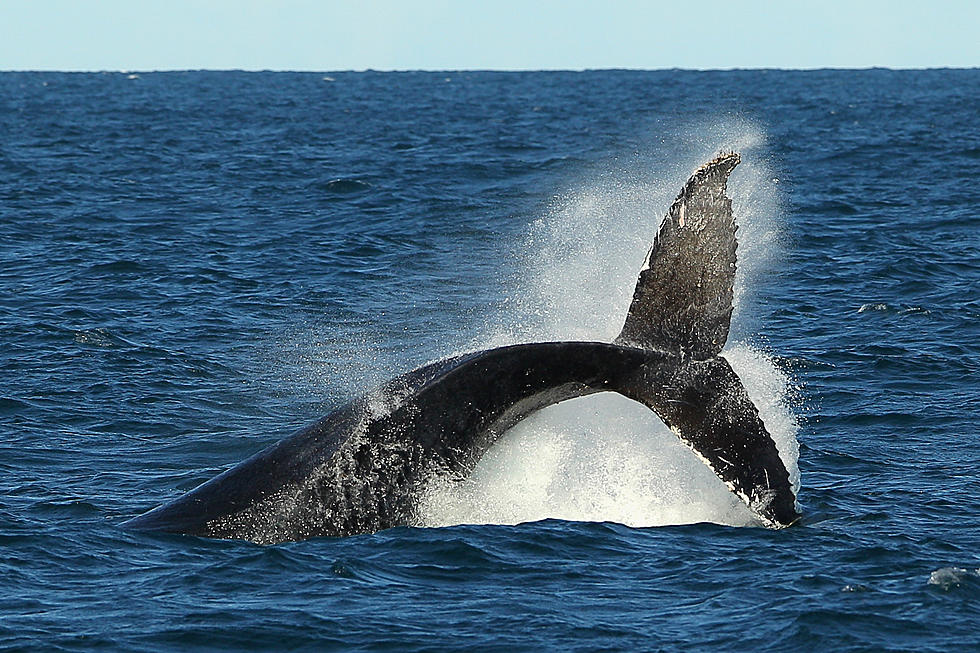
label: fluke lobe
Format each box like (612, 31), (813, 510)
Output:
(123, 153), (800, 544)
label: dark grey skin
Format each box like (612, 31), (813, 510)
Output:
(123, 153), (800, 544)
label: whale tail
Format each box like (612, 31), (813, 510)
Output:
(121, 152), (799, 543)
(616, 152), (740, 359)
(614, 153), (799, 527)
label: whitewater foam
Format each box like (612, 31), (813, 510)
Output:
(927, 567), (980, 590)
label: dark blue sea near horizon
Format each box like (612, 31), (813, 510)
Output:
(1, 69), (979, 651)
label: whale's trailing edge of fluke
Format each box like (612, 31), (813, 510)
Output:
(122, 153), (799, 544)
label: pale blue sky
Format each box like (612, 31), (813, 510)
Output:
(2, 0), (977, 71)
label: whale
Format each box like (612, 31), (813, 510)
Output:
(122, 152), (800, 544)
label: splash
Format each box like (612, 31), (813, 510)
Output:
(928, 567), (980, 591)
(421, 121), (799, 529)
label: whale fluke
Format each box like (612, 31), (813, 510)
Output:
(122, 153), (800, 543)
(616, 152), (739, 359)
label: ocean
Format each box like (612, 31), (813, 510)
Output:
(1, 69), (978, 651)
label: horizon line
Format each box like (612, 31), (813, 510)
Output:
(2, 65), (978, 74)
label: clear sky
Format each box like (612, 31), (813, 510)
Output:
(2, 0), (977, 71)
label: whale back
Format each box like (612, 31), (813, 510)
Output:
(123, 342), (665, 542)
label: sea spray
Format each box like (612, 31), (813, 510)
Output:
(421, 124), (799, 528)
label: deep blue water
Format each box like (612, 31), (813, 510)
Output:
(2, 69), (979, 651)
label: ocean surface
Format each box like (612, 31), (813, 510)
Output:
(1, 69), (979, 651)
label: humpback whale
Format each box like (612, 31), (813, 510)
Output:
(123, 153), (800, 544)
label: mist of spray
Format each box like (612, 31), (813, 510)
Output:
(421, 120), (800, 529)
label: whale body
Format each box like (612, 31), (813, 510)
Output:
(123, 153), (800, 544)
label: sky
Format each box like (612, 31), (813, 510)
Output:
(1, 0), (977, 71)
